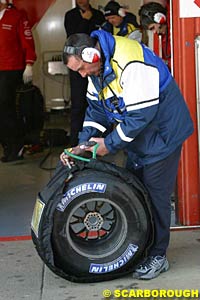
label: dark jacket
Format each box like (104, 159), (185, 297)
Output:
(64, 5), (105, 36)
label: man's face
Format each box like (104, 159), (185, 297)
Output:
(67, 56), (101, 78)
(76, 0), (90, 11)
(105, 15), (123, 27)
(148, 23), (166, 35)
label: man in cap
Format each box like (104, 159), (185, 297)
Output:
(102, 0), (142, 42)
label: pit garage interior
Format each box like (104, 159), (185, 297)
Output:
(0, 1), (200, 296)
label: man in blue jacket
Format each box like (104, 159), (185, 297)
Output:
(60, 30), (194, 279)
(102, 1), (142, 42)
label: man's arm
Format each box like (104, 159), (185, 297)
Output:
(18, 11), (36, 83)
(79, 95), (111, 144)
(18, 12), (36, 65)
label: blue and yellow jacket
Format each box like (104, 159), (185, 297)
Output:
(79, 30), (193, 168)
(101, 13), (141, 42)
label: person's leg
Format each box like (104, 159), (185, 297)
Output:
(143, 146), (182, 256)
(132, 145), (182, 279)
(0, 70), (24, 162)
(69, 70), (88, 147)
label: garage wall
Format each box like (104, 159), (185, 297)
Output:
(172, 1), (200, 225)
(32, 0), (72, 110)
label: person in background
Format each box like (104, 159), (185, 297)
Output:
(64, 0), (105, 147)
(102, 0), (142, 42)
(139, 1), (171, 70)
(60, 30), (193, 279)
(0, 0), (36, 162)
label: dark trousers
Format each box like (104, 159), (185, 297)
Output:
(69, 70), (88, 146)
(0, 70), (23, 145)
(129, 145), (182, 256)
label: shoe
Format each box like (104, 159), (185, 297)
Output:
(133, 255), (169, 280)
(1, 144), (24, 163)
(1, 153), (24, 163)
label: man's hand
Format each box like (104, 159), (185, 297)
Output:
(88, 137), (109, 156)
(60, 139), (109, 166)
(60, 146), (85, 166)
(23, 64), (33, 84)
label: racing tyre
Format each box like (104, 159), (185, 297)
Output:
(51, 168), (152, 282)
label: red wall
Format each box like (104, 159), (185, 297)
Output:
(173, 2), (200, 225)
(14, 0), (56, 27)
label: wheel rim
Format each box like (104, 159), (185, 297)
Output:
(64, 197), (128, 259)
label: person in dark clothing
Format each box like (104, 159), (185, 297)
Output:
(102, 0), (142, 42)
(64, 0), (105, 146)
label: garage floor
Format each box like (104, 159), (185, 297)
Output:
(0, 111), (69, 237)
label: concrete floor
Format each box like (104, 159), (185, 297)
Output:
(0, 231), (199, 300)
(0, 112), (200, 299)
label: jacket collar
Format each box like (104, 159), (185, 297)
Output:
(90, 30), (116, 84)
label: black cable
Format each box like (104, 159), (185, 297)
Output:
(39, 148), (56, 171)
(99, 66), (124, 115)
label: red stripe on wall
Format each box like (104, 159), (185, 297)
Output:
(0, 235), (32, 242)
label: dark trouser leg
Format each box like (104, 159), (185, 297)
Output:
(69, 70), (88, 146)
(130, 146), (182, 256)
(0, 70), (24, 160)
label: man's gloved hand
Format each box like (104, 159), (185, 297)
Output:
(23, 64), (33, 84)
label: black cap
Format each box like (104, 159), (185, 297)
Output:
(104, 1), (122, 17)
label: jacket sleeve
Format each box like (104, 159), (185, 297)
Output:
(79, 89), (111, 143)
(104, 106), (158, 153)
(18, 12), (36, 65)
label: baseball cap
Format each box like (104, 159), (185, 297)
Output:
(104, 1), (122, 17)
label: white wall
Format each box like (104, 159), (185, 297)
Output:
(32, 0), (73, 110)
